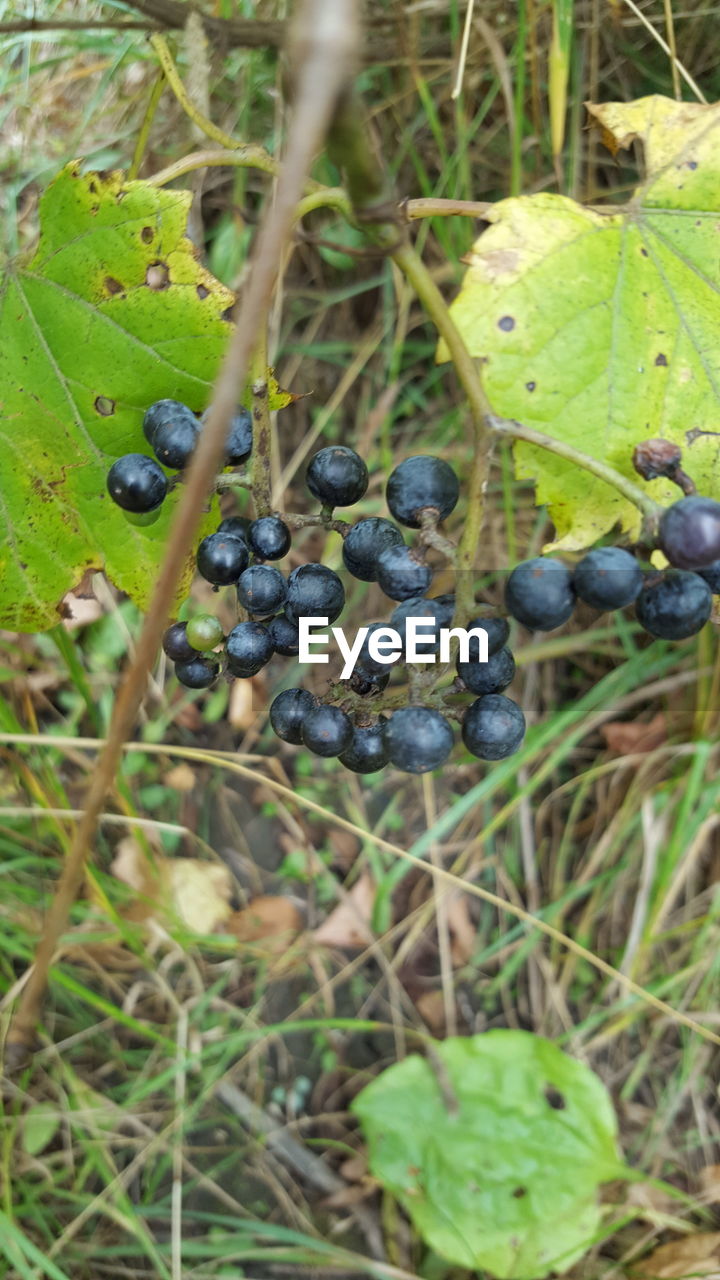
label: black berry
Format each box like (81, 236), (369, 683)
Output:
(217, 515), (251, 542)
(162, 621), (196, 663)
(237, 564), (287, 616)
(342, 517), (405, 581)
(383, 707), (454, 774)
(339, 720), (389, 773)
(174, 656), (220, 689)
(248, 515), (291, 561)
(659, 496), (720, 570)
(143, 399), (196, 448)
(107, 454), (167, 513)
(462, 694), (526, 761)
(269, 688), (316, 744)
(144, 401), (199, 470)
(573, 547), (643, 610)
(301, 704), (353, 757)
(306, 446), (369, 507)
(197, 533), (249, 586)
(635, 569), (712, 639)
(698, 561), (720, 593)
(285, 564), (345, 624)
(465, 615), (510, 658)
(505, 557), (575, 631)
(390, 597), (449, 653)
(267, 614), (300, 656)
(202, 405), (253, 466)
(386, 455), (459, 528)
(377, 544), (432, 601)
(457, 645), (516, 695)
(225, 621), (274, 676)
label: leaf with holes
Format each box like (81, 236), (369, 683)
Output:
(0, 162), (291, 632)
(438, 96), (720, 551)
(352, 1030), (630, 1279)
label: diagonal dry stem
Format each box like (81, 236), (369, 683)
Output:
(5, 0), (362, 1067)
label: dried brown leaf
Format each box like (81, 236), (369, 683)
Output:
(633, 1233), (720, 1279)
(313, 873), (375, 948)
(226, 895), (303, 953)
(602, 712), (666, 755)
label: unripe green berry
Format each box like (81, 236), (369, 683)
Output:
(186, 613), (225, 651)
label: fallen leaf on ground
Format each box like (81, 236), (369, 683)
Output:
(446, 894), (476, 965)
(699, 1166), (720, 1203)
(602, 713), (666, 755)
(633, 1232), (720, 1278)
(313, 873), (375, 948)
(111, 838), (233, 933)
(415, 989), (452, 1036)
(226, 896), (303, 953)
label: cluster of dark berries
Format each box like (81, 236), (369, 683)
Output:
(147, 418), (720, 778)
(504, 494), (720, 640)
(106, 398), (253, 524)
(157, 446), (527, 774)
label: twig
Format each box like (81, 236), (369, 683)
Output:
(5, 0), (362, 1068)
(249, 339), (273, 517)
(490, 416), (663, 528)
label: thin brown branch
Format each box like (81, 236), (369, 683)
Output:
(5, 0), (361, 1068)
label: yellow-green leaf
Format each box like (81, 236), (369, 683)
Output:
(438, 96), (720, 551)
(0, 162), (291, 632)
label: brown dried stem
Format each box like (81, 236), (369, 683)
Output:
(5, 0), (361, 1067)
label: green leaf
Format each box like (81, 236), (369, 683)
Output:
(352, 1030), (628, 1279)
(23, 1101), (61, 1156)
(438, 96), (720, 551)
(0, 162), (290, 632)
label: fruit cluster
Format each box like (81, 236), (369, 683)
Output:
(106, 402), (720, 777)
(106, 399), (253, 523)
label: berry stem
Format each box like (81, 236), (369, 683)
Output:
(249, 335), (273, 518)
(490, 417), (663, 529)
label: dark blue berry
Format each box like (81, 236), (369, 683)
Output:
(698, 560), (720, 593)
(383, 707), (454, 774)
(457, 645), (515, 695)
(174, 656), (220, 689)
(203, 405), (253, 466)
(248, 516), (291, 561)
(377, 545), (432, 601)
(390, 597), (448, 653)
(339, 721), (389, 773)
(301, 704), (353, 757)
(465, 615), (510, 658)
(386, 455), (459, 528)
(225, 621), (274, 676)
(162, 622), (196, 663)
(151, 414), (199, 470)
(143, 399), (196, 448)
(342, 518), (404, 581)
(462, 694), (525, 761)
(306, 446), (368, 507)
(285, 564), (345, 624)
(573, 547), (643, 610)
(659, 496), (720, 570)
(107, 454), (167, 513)
(505, 558), (575, 630)
(217, 515), (251, 542)
(635, 569), (712, 639)
(197, 533), (249, 586)
(267, 614), (300, 656)
(237, 564), (287, 616)
(269, 687), (316, 744)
